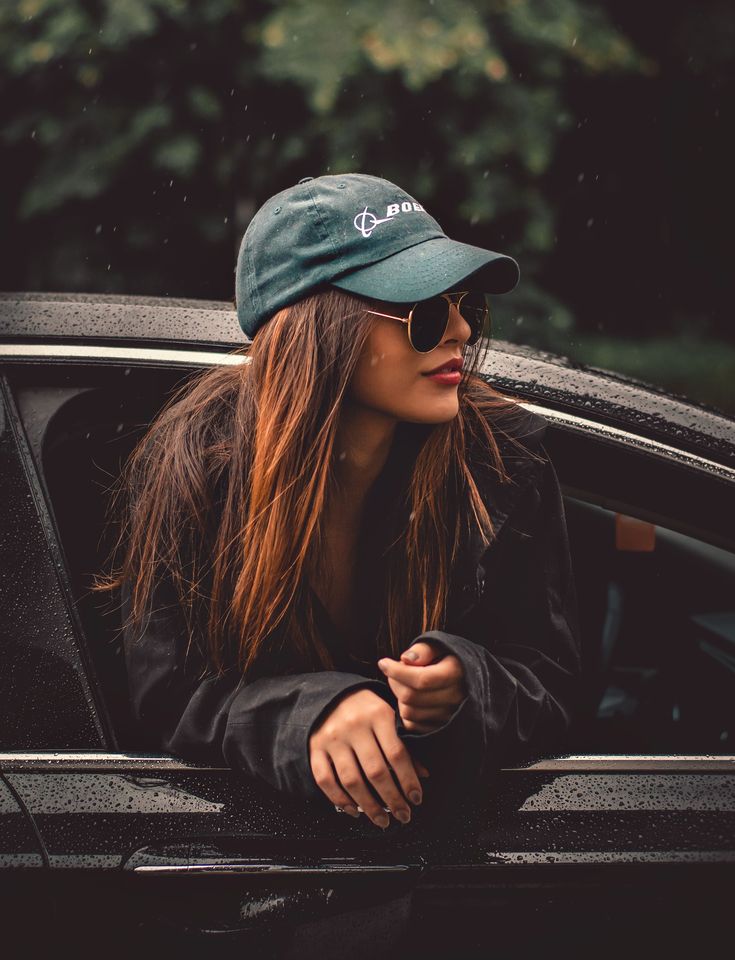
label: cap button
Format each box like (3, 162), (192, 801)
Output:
(297, 176), (313, 184)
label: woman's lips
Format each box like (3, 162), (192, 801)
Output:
(422, 370), (461, 385)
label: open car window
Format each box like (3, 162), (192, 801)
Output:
(4, 358), (735, 757)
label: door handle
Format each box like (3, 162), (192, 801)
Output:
(125, 843), (424, 877)
(123, 843), (424, 937)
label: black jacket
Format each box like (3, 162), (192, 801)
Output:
(121, 405), (582, 807)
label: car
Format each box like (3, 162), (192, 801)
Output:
(1, 291), (733, 958)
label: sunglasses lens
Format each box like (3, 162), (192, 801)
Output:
(460, 291), (489, 345)
(410, 297), (450, 352)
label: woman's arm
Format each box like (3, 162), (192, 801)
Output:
(388, 449), (583, 793)
(120, 574), (397, 801)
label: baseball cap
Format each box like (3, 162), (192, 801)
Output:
(235, 173), (520, 339)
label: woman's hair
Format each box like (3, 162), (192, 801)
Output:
(93, 287), (539, 680)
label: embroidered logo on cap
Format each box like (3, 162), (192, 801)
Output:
(353, 200), (426, 239)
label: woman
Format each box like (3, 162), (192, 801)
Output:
(95, 173), (582, 832)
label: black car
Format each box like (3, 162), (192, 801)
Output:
(1, 292), (733, 959)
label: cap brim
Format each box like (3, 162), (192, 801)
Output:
(329, 236), (519, 302)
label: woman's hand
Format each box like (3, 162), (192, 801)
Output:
(378, 641), (467, 734)
(309, 688), (430, 829)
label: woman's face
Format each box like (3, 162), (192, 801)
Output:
(347, 294), (473, 425)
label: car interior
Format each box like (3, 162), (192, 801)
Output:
(8, 360), (735, 757)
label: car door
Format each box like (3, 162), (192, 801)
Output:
(2, 340), (734, 959)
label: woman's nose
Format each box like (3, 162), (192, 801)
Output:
(446, 302), (472, 344)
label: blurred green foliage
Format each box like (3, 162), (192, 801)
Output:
(1, 0), (732, 412)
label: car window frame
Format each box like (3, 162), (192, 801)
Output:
(1, 341), (734, 777)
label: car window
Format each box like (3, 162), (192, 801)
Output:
(6, 359), (735, 757)
(564, 496), (735, 755)
(0, 372), (105, 749)
(7, 361), (195, 749)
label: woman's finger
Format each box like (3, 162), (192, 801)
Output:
(379, 655), (462, 692)
(330, 745), (392, 829)
(309, 749), (361, 818)
(400, 641), (443, 665)
(387, 675), (457, 707)
(400, 702), (453, 724)
(351, 734), (414, 824)
(372, 714), (425, 807)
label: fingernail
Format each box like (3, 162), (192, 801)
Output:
(409, 790), (422, 805)
(403, 650), (419, 661)
(395, 808), (411, 824)
(344, 805), (360, 818)
(376, 814), (390, 829)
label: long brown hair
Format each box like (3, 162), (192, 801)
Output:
(93, 287), (539, 679)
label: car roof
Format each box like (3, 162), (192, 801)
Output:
(1, 291), (734, 469)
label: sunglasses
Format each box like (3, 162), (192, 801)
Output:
(364, 290), (490, 353)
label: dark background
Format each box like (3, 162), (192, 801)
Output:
(2, 0), (733, 412)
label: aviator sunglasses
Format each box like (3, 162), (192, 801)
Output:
(364, 290), (490, 353)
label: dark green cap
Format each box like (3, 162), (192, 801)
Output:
(235, 173), (519, 339)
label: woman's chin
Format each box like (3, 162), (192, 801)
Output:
(404, 397), (460, 424)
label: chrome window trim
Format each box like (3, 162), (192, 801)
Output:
(0, 752), (733, 773)
(2, 342), (733, 480)
(132, 863), (417, 877)
(133, 851), (735, 876)
(0, 343), (248, 366)
(520, 400), (735, 481)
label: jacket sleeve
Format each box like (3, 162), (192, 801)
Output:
(397, 449), (583, 794)
(120, 574), (395, 801)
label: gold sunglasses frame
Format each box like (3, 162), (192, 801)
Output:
(364, 290), (489, 353)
